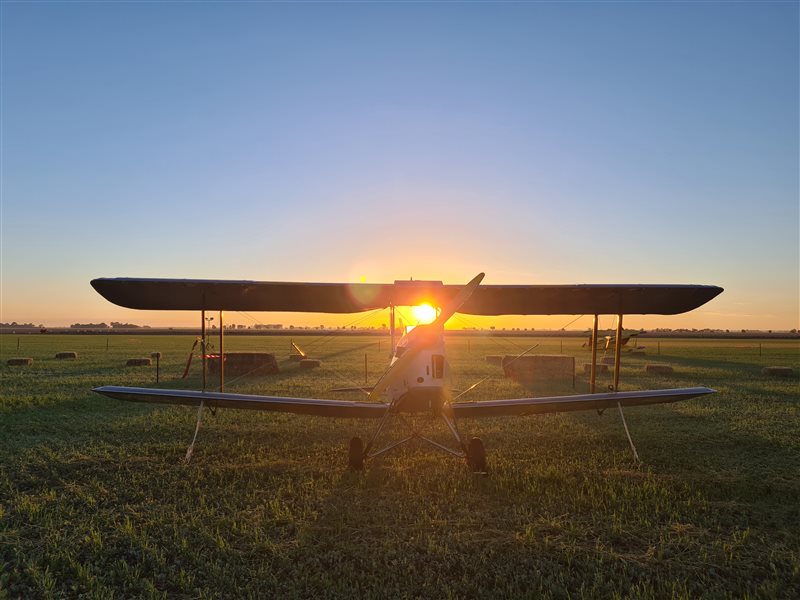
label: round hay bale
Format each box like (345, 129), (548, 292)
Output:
(645, 364), (674, 375)
(55, 351), (78, 359)
(299, 359), (321, 370)
(7, 357), (33, 366)
(762, 366), (793, 377)
(126, 358), (152, 367)
(583, 363), (609, 375)
(208, 353), (279, 376)
(150, 352), (162, 359)
(601, 356), (616, 366)
(485, 355), (504, 366)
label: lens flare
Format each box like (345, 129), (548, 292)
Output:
(411, 303), (437, 325)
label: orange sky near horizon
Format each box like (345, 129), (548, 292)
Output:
(4, 275), (795, 332)
(1, 258), (797, 331)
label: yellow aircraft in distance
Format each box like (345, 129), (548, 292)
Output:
(91, 274), (722, 471)
(584, 329), (642, 352)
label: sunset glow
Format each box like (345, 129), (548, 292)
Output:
(411, 304), (438, 325)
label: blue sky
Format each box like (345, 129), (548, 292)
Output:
(1, 1), (797, 329)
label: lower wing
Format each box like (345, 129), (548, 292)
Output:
(94, 385), (714, 420)
(93, 386), (388, 419)
(451, 387), (715, 418)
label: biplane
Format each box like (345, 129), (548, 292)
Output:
(91, 274), (722, 471)
(583, 328), (641, 352)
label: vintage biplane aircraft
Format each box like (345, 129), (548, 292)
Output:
(583, 328), (642, 352)
(91, 274), (722, 471)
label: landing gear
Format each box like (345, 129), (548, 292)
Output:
(466, 437), (487, 473)
(348, 436), (365, 470)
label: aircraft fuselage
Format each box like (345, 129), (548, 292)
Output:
(387, 325), (450, 414)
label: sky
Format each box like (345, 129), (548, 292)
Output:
(1, 1), (798, 331)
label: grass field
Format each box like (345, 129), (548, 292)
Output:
(1, 333), (798, 599)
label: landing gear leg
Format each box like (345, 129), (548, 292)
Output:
(466, 437), (487, 473)
(348, 436), (365, 470)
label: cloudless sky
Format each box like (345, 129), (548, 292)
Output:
(1, 1), (798, 330)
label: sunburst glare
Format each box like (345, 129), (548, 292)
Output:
(411, 303), (437, 325)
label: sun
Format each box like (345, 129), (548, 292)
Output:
(411, 303), (438, 325)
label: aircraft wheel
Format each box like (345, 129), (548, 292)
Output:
(348, 436), (365, 470)
(466, 437), (487, 473)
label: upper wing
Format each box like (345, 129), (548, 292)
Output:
(451, 387), (714, 418)
(90, 279), (398, 313)
(91, 277), (722, 315)
(460, 285), (723, 315)
(93, 386), (388, 419)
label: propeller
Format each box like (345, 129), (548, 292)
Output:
(368, 272), (485, 402)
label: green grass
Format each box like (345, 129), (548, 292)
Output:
(1, 334), (798, 599)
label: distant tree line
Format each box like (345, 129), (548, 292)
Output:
(69, 322), (147, 329)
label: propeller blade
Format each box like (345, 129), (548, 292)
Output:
(434, 272), (485, 325)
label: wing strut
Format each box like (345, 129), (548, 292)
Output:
(617, 401), (641, 463)
(219, 310), (224, 392)
(188, 306), (214, 460)
(590, 314), (599, 393)
(612, 314), (640, 462)
(389, 304), (396, 356)
(613, 314), (623, 391)
(201, 310), (207, 390)
(185, 399), (206, 463)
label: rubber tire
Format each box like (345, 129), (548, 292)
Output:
(348, 436), (365, 470)
(467, 437), (487, 472)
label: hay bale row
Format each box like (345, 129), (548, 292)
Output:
(55, 351), (78, 359)
(126, 358), (152, 367)
(645, 364), (673, 375)
(582, 363), (609, 375)
(7, 357), (32, 366)
(503, 355), (574, 385)
(762, 366), (794, 377)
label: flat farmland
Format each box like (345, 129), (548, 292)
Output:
(1, 333), (798, 599)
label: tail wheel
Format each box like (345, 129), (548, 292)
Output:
(466, 437), (487, 473)
(348, 436), (365, 470)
